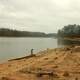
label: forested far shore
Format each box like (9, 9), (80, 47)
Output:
(58, 24), (80, 38)
(0, 28), (57, 37)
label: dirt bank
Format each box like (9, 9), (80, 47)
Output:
(0, 46), (80, 80)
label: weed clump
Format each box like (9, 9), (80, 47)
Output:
(63, 71), (69, 77)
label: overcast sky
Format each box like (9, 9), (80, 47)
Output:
(0, 0), (80, 33)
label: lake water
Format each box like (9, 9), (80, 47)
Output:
(0, 37), (58, 62)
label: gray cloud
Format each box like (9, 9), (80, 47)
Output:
(0, 0), (80, 33)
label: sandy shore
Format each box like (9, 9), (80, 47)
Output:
(0, 46), (80, 80)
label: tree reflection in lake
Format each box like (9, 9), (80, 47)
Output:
(58, 38), (80, 47)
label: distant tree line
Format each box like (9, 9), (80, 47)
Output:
(0, 28), (57, 37)
(58, 24), (80, 37)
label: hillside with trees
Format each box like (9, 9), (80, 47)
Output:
(0, 28), (57, 37)
(58, 24), (80, 38)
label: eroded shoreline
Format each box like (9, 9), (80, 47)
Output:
(0, 46), (80, 80)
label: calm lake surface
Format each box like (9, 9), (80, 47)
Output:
(0, 37), (58, 62)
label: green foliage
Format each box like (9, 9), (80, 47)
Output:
(58, 24), (80, 37)
(0, 28), (56, 37)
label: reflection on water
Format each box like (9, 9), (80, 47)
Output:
(58, 38), (80, 47)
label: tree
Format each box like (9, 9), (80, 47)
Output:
(58, 24), (80, 37)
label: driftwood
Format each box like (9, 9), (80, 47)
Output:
(8, 54), (36, 61)
(20, 68), (58, 78)
(36, 71), (54, 77)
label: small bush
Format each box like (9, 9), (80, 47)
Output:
(54, 57), (58, 60)
(63, 71), (69, 77)
(8, 64), (11, 67)
(53, 65), (58, 68)
(75, 78), (78, 80)
(44, 58), (48, 60)
(36, 73), (43, 77)
(1, 77), (9, 80)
